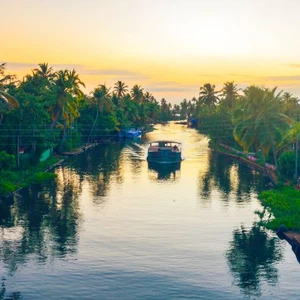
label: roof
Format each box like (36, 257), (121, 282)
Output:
(149, 140), (181, 144)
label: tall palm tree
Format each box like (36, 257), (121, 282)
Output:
(220, 81), (240, 111)
(0, 63), (18, 107)
(87, 84), (112, 143)
(0, 63), (19, 125)
(131, 85), (144, 103)
(281, 92), (299, 119)
(199, 83), (219, 108)
(233, 86), (292, 170)
(33, 62), (54, 80)
(113, 81), (128, 98)
(143, 91), (153, 103)
(287, 122), (300, 179)
(50, 69), (85, 130)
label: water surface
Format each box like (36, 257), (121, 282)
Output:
(0, 123), (299, 299)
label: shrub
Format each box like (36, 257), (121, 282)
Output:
(0, 151), (16, 171)
(278, 151), (297, 178)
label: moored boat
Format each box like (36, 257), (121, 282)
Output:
(147, 140), (182, 163)
(119, 128), (142, 139)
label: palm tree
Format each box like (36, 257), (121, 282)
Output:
(281, 92), (299, 119)
(49, 69), (85, 152)
(233, 86), (292, 170)
(87, 84), (112, 143)
(50, 69), (85, 130)
(220, 81), (240, 111)
(0, 63), (19, 125)
(113, 81), (128, 98)
(287, 122), (300, 179)
(33, 62), (54, 80)
(199, 83), (219, 108)
(131, 85), (144, 103)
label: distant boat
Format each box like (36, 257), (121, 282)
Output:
(118, 128), (142, 139)
(147, 140), (182, 163)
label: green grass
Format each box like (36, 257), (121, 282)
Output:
(258, 187), (300, 231)
(0, 156), (60, 197)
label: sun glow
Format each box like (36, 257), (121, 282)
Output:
(1, 0), (300, 103)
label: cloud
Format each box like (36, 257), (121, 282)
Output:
(146, 82), (198, 93)
(196, 73), (223, 78)
(82, 69), (138, 76)
(265, 75), (300, 81)
(3, 61), (149, 80)
(81, 68), (150, 81)
(228, 73), (260, 79)
(3, 62), (37, 70)
(287, 64), (300, 68)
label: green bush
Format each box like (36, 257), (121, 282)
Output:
(0, 181), (18, 196)
(0, 151), (16, 171)
(258, 187), (300, 230)
(27, 172), (57, 184)
(278, 151), (298, 178)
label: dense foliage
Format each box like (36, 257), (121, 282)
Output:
(179, 81), (300, 184)
(0, 63), (181, 164)
(258, 187), (300, 230)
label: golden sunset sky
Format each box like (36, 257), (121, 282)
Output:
(2, 0), (300, 103)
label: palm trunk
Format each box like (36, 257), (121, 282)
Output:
(16, 134), (20, 167)
(50, 109), (61, 130)
(271, 143), (278, 169)
(87, 110), (99, 144)
(295, 137), (299, 180)
(59, 122), (67, 153)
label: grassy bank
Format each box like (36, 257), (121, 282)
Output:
(257, 187), (300, 231)
(0, 156), (60, 197)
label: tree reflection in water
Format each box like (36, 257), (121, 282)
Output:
(0, 143), (125, 278)
(226, 225), (283, 298)
(70, 143), (125, 200)
(198, 151), (269, 204)
(0, 278), (22, 300)
(0, 167), (82, 275)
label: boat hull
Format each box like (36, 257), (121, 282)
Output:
(147, 151), (182, 163)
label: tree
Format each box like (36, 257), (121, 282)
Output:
(220, 81), (240, 111)
(287, 122), (300, 179)
(49, 69), (85, 152)
(0, 63), (19, 126)
(88, 84), (113, 143)
(50, 69), (85, 130)
(130, 85), (144, 103)
(0, 64), (18, 105)
(233, 86), (292, 169)
(199, 83), (219, 108)
(113, 81), (128, 98)
(33, 62), (54, 81)
(281, 92), (299, 119)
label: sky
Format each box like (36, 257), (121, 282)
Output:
(2, 0), (300, 104)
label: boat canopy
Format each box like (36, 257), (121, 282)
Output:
(149, 141), (181, 147)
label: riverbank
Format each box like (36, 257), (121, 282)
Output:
(0, 156), (61, 198)
(257, 187), (300, 231)
(0, 143), (100, 198)
(212, 143), (277, 185)
(211, 142), (300, 234)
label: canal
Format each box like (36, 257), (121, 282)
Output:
(0, 123), (299, 299)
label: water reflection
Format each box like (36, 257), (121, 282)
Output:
(0, 278), (22, 300)
(147, 162), (181, 181)
(198, 151), (268, 203)
(226, 225), (283, 298)
(0, 123), (293, 299)
(71, 143), (125, 199)
(0, 169), (82, 275)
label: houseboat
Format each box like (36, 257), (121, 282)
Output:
(147, 140), (182, 163)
